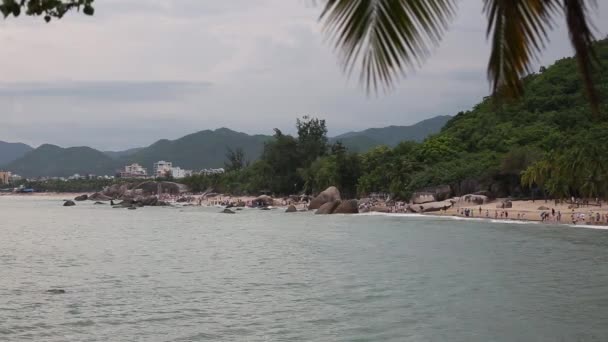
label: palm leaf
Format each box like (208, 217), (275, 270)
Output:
(563, 0), (600, 116)
(320, 0), (456, 92)
(483, 0), (559, 98)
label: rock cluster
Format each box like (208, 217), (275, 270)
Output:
(308, 186), (341, 210)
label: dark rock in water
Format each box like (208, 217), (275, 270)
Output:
(47, 289), (66, 294)
(309, 186), (341, 210)
(74, 194), (88, 201)
(128, 206), (137, 210)
(333, 199), (359, 214)
(63, 200), (76, 207)
(260, 207), (271, 211)
(285, 205), (297, 213)
(315, 200), (341, 215)
(221, 208), (236, 214)
(89, 192), (112, 201)
(94, 201), (105, 205)
(236, 208), (243, 211)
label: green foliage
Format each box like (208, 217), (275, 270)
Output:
(0, 0), (94, 22)
(224, 147), (247, 172)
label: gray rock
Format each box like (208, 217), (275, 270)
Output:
(285, 205), (297, 213)
(309, 186), (341, 210)
(409, 200), (453, 213)
(63, 200), (76, 207)
(222, 208), (236, 214)
(462, 194), (488, 205)
(333, 199), (359, 214)
(74, 194), (88, 201)
(411, 192), (436, 204)
(94, 201), (105, 205)
(89, 192), (112, 201)
(496, 200), (513, 209)
(315, 200), (341, 214)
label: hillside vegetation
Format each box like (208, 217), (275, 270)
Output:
(183, 38), (608, 200)
(4, 119), (448, 177)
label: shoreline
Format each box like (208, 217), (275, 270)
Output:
(2, 193), (608, 229)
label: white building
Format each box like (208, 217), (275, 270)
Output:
(120, 163), (148, 178)
(171, 167), (193, 179)
(153, 161), (173, 177)
(200, 168), (225, 175)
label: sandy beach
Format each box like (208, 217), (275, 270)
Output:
(428, 198), (608, 225)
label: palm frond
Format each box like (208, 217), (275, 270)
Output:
(320, 0), (456, 92)
(563, 0), (600, 116)
(483, 0), (559, 98)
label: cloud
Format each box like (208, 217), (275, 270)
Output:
(0, 81), (212, 101)
(0, 0), (606, 150)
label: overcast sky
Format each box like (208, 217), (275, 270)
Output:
(0, 0), (606, 151)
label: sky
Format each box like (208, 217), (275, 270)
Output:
(0, 0), (607, 151)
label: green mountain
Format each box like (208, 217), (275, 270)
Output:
(104, 147), (143, 159)
(353, 38), (608, 198)
(6, 144), (117, 177)
(331, 115), (451, 152)
(2, 118), (451, 178)
(122, 128), (272, 171)
(0, 141), (33, 166)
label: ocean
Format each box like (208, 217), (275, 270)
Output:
(1, 196), (608, 341)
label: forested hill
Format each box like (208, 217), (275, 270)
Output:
(0, 141), (33, 165)
(3, 118), (449, 177)
(331, 115), (451, 152)
(182, 38), (608, 199)
(379, 37), (608, 198)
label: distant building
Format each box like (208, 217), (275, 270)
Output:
(0, 170), (11, 185)
(10, 174), (22, 182)
(68, 174), (83, 180)
(120, 163), (148, 178)
(171, 167), (193, 179)
(200, 168), (225, 176)
(153, 161), (173, 178)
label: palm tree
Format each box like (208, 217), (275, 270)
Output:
(1, 0), (601, 113)
(319, 0), (601, 114)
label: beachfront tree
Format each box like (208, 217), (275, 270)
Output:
(2, 0), (600, 114)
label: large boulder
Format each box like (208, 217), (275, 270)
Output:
(221, 208), (236, 214)
(309, 186), (341, 210)
(63, 200), (76, 207)
(138, 196), (159, 206)
(285, 205), (297, 213)
(333, 199), (359, 214)
(253, 195), (274, 207)
(89, 192), (112, 201)
(315, 200), (341, 215)
(496, 200), (513, 209)
(134, 181), (187, 196)
(462, 194), (488, 205)
(410, 200), (453, 213)
(74, 194), (88, 201)
(411, 192), (436, 204)
(412, 185), (452, 204)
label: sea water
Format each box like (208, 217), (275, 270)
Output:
(1, 196), (608, 341)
